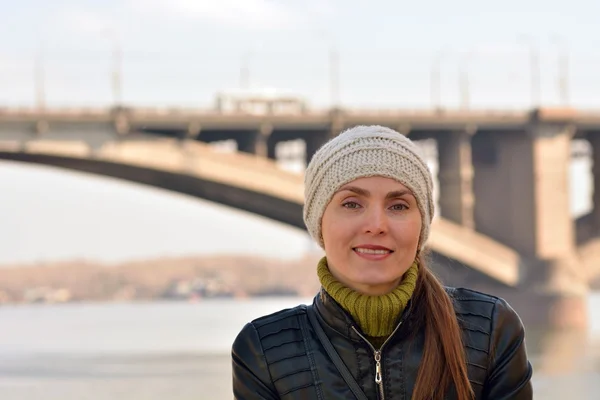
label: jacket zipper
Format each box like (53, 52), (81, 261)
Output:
(352, 322), (403, 400)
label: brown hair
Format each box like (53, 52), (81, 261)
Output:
(411, 253), (474, 400)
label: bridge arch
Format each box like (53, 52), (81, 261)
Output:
(0, 138), (520, 286)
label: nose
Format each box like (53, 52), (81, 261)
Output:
(364, 206), (388, 235)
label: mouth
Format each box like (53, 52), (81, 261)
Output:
(353, 245), (394, 259)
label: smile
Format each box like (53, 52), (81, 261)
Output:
(353, 247), (393, 260)
(354, 248), (392, 255)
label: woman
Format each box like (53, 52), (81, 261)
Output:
(231, 125), (533, 400)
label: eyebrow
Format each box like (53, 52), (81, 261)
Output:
(337, 186), (413, 200)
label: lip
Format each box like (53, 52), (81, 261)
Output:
(353, 244), (394, 261)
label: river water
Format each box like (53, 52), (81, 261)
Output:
(0, 294), (599, 400)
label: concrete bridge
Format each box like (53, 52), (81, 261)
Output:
(2, 105), (600, 328)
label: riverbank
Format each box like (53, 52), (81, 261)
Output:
(2, 253), (599, 306)
(0, 254), (322, 304)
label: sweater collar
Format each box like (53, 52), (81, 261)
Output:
(316, 257), (419, 339)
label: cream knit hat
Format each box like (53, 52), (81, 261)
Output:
(303, 125), (434, 250)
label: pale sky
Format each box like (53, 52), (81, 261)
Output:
(0, 160), (315, 265)
(1, 0), (600, 109)
(0, 1), (597, 265)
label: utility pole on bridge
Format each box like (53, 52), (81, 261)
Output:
(34, 42), (46, 111)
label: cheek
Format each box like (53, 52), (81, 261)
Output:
(321, 211), (353, 248)
(323, 220), (347, 246)
(320, 209), (336, 247)
(394, 216), (422, 245)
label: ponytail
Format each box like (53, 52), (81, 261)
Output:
(411, 254), (474, 400)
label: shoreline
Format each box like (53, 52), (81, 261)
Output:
(0, 254), (322, 305)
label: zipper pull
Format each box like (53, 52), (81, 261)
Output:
(374, 351), (382, 384)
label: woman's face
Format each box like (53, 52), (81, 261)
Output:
(321, 176), (422, 296)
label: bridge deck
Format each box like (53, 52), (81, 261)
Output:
(3, 106), (600, 132)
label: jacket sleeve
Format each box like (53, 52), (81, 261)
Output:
(232, 322), (279, 400)
(483, 298), (533, 400)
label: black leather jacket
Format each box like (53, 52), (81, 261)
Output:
(232, 287), (533, 399)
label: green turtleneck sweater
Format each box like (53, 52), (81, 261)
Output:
(317, 257), (418, 348)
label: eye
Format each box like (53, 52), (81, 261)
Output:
(390, 204), (408, 211)
(342, 201), (361, 209)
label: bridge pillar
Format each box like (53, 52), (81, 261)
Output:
(473, 125), (575, 257)
(305, 133), (329, 166)
(436, 130), (475, 228)
(588, 133), (600, 231)
(302, 113), (343, 169)
(528, 123), (577, 259)
(330, 109), (345, 138)
(267, 135), (277, 160)
(186, 122), (202, 141)
(258, 123), (273, 159)
(112, 109), (130, 137)
(472, 123), (587, 328)
(237, 124), (272, 158)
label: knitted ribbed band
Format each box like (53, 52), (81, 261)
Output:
(303, 125), (434, 249)
(317, 256), (419, 338)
